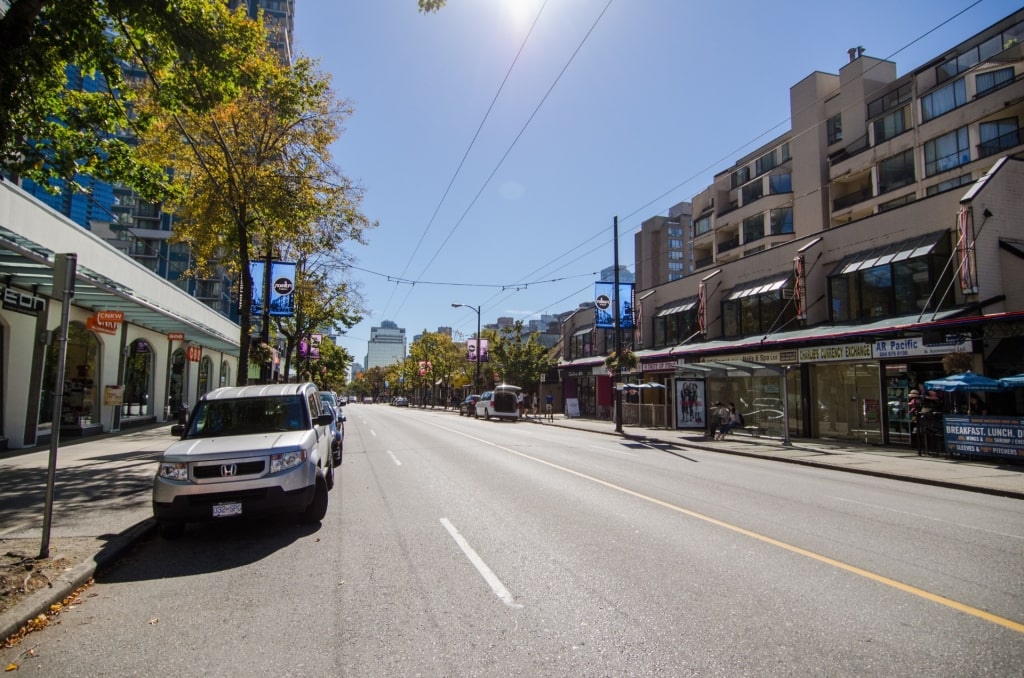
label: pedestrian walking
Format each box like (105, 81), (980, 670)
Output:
(545, 392), (554, 420)
(531, 392), (539, 417)
(517, 391), (525, 418)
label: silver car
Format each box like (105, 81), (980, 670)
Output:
(152, 383), (336, 538)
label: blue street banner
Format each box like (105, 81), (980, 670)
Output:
(594, 282), (635, 329)
(250, 261), (296, 317)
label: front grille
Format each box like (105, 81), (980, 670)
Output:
(193, 459), (266, 479)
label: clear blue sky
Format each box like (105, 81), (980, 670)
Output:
(293, 0), (1020, 366)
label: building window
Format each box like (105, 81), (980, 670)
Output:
(755, 150), (777, 176)
(867, 83), (912, 119)
(668, 227), (683, 237)
(730, 165), (750, 188)
(668, 261), (684, 271)
(828, 234), (951, 323)
(936, 25), (1023, 84)
(976, 67), (1015, 96)
(978, 118), (1020, 158)
(721, 284), (794, 339)
(877, 149), (915, 195)
(827, 114), (843, 145)
(926, 173), (973, 196)
(769, 173), (792, 194)
(923, 126), (969, 177)
(653, 308), (699, 347)
(669, 239), (683, 249)
(742, 213), (765, 244)
(921, 78), (966, 122)
(694, 214), (712, 236)
(873, 107), (908, 143)
(877, 193), (916, 213)
(780, 142), (790, 162)
(742, 180), (764, 205)
(669, 250), (684, 260)
(769, 207), (793, 235)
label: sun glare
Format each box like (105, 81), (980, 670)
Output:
(503, 0), (543, 28)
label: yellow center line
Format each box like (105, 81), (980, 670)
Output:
(436, 422), (1024, 634)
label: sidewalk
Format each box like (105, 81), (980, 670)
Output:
(530, 413), (1024, 499)
(2, 416), (1023, 641)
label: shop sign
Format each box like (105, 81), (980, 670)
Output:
(942, 415), (1024, 459)
(1, 285), (46, 316)
(873, 336), (971, 359)
(187, 344), (202, 362)
(86, 310), (124, 335)
(710, 350), (798, 365)
(86, 315), (117, 335)
(642, 361), (677, 372)
(798, 343), (872, 363)
(166, 332), (185, 341)
(103, 385), (125, 406)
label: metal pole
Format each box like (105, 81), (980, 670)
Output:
(613, 216), (623, 434)
(41, 253), (76, 559)
(781, 365), (793, 446)
(260, 250), (272, 384)
(474, 305), (481, 391)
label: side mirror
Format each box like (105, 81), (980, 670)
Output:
(171, 424), (185, 437)
(315, 413), (334, 427)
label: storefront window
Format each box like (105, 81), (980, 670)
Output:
(811, 362), (881, 443)
(168, 348), (186, 414)
(198, 356), (212, 396)
(124, 339), (153, 417)
(220, 360), (231, 388)
(40, 321), (99, 427)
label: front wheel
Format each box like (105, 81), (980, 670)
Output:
(300, 474), (329, 524)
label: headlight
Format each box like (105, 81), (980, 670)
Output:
(270, 449), (307, 474)
(158, 462), (188, 481)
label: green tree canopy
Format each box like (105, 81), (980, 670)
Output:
(483, 321), (554, 391)
(0, 0), (267, 199)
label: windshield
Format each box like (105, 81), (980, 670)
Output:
(188, 396), (308, 438)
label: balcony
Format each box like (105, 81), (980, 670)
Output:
(833, 188), (872, 211)
(717, 236), (740, 254)
(978, 129), (1020, 159)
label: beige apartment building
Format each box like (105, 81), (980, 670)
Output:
(563, 9), (1024, 448)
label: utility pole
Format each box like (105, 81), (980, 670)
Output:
(613, 216), (623, 434)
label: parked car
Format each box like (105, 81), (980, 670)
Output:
(475, 384), (521, 420)
(152, 382), (335, 538)
(393, 396), (409, 407)
(459, 394), (481, 416)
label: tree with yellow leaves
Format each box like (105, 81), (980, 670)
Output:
(136, 37), (372, 384)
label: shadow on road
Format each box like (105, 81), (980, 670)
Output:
(97, 518), (323, 583)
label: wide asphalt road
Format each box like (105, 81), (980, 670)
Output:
(3, 404), (1022, 676)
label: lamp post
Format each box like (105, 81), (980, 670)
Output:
(452, 303), (481, 392)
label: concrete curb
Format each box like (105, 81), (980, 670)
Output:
(0, 519), (155, 643)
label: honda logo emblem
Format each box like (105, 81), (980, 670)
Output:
(220, 464), (238, 477)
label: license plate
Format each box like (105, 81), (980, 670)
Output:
(212, 502), (242, 517)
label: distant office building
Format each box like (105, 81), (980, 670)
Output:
(366, 320), (406, 368)
(600, 265), (635, 284)
(634, 201), (692, 288)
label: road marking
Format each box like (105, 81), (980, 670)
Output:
(370, 430), (377, 437)
(440, 518), (522, 608)
(387, 449), (402, 466)
(831, 496), (1024, 541)
(430, 421), (1024, 634)
(591, 445), (638, 457)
